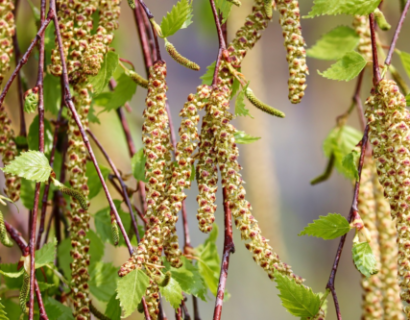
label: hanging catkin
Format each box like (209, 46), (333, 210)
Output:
(353, 16), (373, 63)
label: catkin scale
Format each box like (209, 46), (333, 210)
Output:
(165, 42), (200, 71)
(19, 272), (30, 313)
(0, 211), (12, 247)
(245, 88), (285, 118)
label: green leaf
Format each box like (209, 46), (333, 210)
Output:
(200, 61), (215, 85)
(2, 151), (52, 183)
(160, 277), (184, 309)
(37, 281), (57, 292)
(307, 26), (360, 60)
(0, 264), (23, 289)
(87, 229), (105, 268)
(131, 148), (148, 182)
(230, 73), (241, 99)
(305, 0), (382, 18)
(323, 125), (363, 180)
(89, 51), (119, 94)
(274, 270), (321, 318)
(234, 130), (260, 144)
(352, 242), (378, 277)
(44, 74), (61, 115)
(89, 262), (118, 302)
(57, 238), (72, 281)
(160, 0), (193, 38)
(299, 213), (351, 240)
(398, 51), (410, 80)
(0, 268), (24, 278)
(27, 116), (54, 155)
(43, 297), (74, 320)
(116, 269), (150, 318)
(94, 73), (137, 111)
(85, 162), (111, 199)
(342, 149), (360, 180)
(35, 238), (57, 268)
(0, 299), (9, 320)
(20, 178), (44, 210)
(215, 0), (232, 23)
(88, 104), (100, 124)
(105, 294), (121, 320)
(318, 51), (367, 81)
(2, 300), (18, 320)
(235, 82), (253, 118)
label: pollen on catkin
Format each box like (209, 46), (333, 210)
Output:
(276, 0), (308, 104)
(0, 211), (12, 247)
(365, 79), (410, 317)
(165, 41), (200, 71)
(0, 0), (15, 85)
(245, 88), (285, 118)
(353, 16), (373, 63)
(126, 69), (148, 88)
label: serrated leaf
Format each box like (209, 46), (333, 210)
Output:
(342, 149), (360, 180)
(88, 104), (100, 124)
(318, 51), (366, 81)
(43, 297), (74, 320)
(35, 238), (57, 268)
(37, 281), (57, 292)
(235, 83), (253, 118)
(116, 269), (150, 318)
(0, 298), (9, 320)
(131, 148), (148, 182)
(86, 162), (111, 199)
(0, 268), (24, 278)
(160, 277), (184, 309)
(44, 74), (61, 115)
(200, 61), (215, 85)
(274, 270), (321, 318)
(305, 0), (382, 18)
(352, 242), (378, 277)
(215, 0), (232, 23)
(160, 0), (193, 38)
(2, 300), (18, 320)
(89, 51), (119, 94)
(27, 116), (54, 155)
(323, 125), (363, 180)
(89, 262), (118, 302)
(234, 130), (260, 144)
(2, 151), (52, 183)
(299, 213), (351, 240)
(398, 51), (410, 80)
(307, 26), (360, 60)
(105, 294), (121, 320)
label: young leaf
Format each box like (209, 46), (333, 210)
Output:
(160, 0), (193, 38)
(398, 51), (410, 80)
(89, 51), (119, 94)
(352, 242), (378, 277)
(235, 83), (253, 118)
(234, 130), (261, 144)
(215, 0), (232, 23)
(307, 26), (360, 60)
(318, 51), (367, 81)
(274, 270), (321, 318)
(105, 294), (121, 320)
(2, 151), (52, 183)
(44, 74), (61, 115)
(159, 277), (184, 309)
(305, 0), (382, 18)
(200, 61), (216, 85)
(342, 149), (360, 180)
(299, 213), (351, 240)
(43, 296), (74, 320)
(85, 162), (111, 199)
(131, 148), (148, 182)
(89, 262), (118, 302)
(28, 116), (54, 155)
(116, 269), (150, 318)
(35, 238), (57, 268)
(0, 298), (9, 320)
(0, 268), (24, 278)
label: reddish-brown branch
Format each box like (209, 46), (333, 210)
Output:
(87, 129), (142, 242)
(385, 0), (410, 66)
(213, 188), (234, 320)
(175, 308), (183, 320)
(369, 13), (381, 85)
(137, 0), (161, 62)
(181, 298), (191, 320)
(132, 2), (152, 71)
(354, 70), (366, 131)
(209, 0), (226, 86)
(192, 297), (201, 320)
(326, 125), (369, 320)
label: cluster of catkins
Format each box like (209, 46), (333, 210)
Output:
(353, 15), (373, 63)
(365, 79), (410, 317)
(0, 0), (20, 202)
(50, 0), (120, 318)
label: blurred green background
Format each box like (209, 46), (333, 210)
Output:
(2, 0), (410, 319)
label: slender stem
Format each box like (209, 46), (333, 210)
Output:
(353, 70), (366, 131)
(116, 108), (137, 156)
(369, 13), (381, 85)
(181, 298), (191, 320)
(87, 129), (141, 242)
(385, 0), (410, 66)
(51, 0), (133, 255)
(175, 308), (182, 320)
(137, 0), (161, 61)
(325, 126), (369, 320)
(213, 188), (234, 320)
(209, 0), (226, 86)
(193, 297), (201, 320)
(133, 1), (153, 70)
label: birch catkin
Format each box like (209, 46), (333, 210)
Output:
(353, 16), (372, 63)
(0, 0), (15, 85)
(365, 79), (410, 316)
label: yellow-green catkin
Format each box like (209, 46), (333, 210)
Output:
(374, 168), (405, 319)
(359, 158), (383, 319)
(245, 87), (285, 118)
(0, 0), (15, 85)
(165, 42), (200, 71)
(0, 210), (12, 247)
(276, 0), (308, 104)
(365, 79), (410, 316)
(353, 16), (372, 63)
(126, 69), (148, 88)
(19, 271), (29, 313)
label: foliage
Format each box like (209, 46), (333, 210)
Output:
(299, 213), (352, 240)
(318, 51), (367, 81)
(352, 242), (379, 277)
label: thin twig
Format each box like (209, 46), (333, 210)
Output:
(137, 0), (161, 61)
(193, 297), (201, 320)
(353, 70), (366, 131)
(325, 126), (369, 320)
(369, 13), (381, 85)
(385, 0), (410, 66)
(181, 297), (191, 320)
(90, 301), (110, 320)
(209, 0), (226, 86)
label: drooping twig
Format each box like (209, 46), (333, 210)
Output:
(385, 0), (410, 66)
(325, 126), (369, 320)
(87, 129), (141, 242)
(369, 13), (381, 85)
